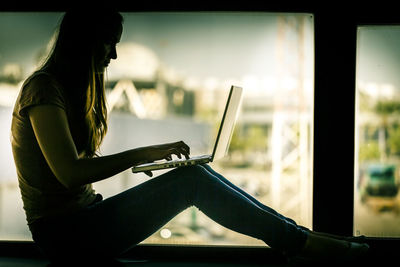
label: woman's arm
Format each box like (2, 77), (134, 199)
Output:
(28, 105), (190, 189)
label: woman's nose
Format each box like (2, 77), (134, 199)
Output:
(110, 46), (117, 60)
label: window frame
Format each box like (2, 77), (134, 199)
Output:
(1, 3), (400, 263)
(313, 6), (400, 259)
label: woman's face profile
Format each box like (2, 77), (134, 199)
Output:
(94, 25), (122, 72)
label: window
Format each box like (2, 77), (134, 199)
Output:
(0, 12), (314, 246)
(0, 12), (64, 240)
(354, 25), (400, 237)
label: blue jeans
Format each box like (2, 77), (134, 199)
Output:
(30, 164), (308, 262)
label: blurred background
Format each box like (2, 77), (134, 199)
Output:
(0, 12), (314, 245)
(355, 26), (400, 237)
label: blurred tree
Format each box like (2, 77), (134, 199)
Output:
(375, 101), (400, 115)
(229, 125), (268, 153)
(359, 141), (380, 162)
(373, 100), (400, 160)
(388, 125), (400, 156)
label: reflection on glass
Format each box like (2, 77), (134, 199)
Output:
(355, 26), (400, 237)
(0, 12), (314, 245)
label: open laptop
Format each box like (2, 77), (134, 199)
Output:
(131, 85), (243, 173)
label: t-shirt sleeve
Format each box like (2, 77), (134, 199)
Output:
(18, 73), (66, 117)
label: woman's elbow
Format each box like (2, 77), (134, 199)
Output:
(55, 172), (76, 189)
(52, 164), (81, 189)
(50, 159), (83, 189)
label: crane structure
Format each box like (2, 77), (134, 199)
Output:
(270, 15), (313, 227)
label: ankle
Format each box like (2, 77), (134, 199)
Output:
(302, 232), (349, 255)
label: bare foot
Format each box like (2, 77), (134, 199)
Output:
(299, 231), (369, 262)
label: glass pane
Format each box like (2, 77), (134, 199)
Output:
(0, 12), (64, 240)
(0, 12), (314, 245)
(355, 26), (400, 237)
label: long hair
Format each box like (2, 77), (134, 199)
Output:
(38, 9), (123, 158)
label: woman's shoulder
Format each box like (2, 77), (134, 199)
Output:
(16, 70), (66, 116)
(21, 70), (65, 99)
(23, 70), (59, 88)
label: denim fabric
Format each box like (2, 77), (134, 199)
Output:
(30, 164), (308, 262)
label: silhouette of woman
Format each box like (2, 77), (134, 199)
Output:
(11, 8), (368, 265)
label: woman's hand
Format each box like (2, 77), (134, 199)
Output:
(144, 141), (190, 162)
(141, 141), (191, 177)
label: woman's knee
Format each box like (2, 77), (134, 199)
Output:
(169, 165), (215, 189)
(171, 164), (207, 178)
